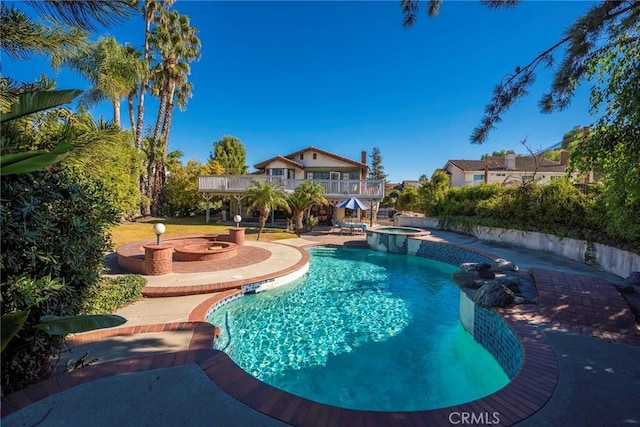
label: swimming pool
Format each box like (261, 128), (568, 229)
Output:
(208, 246), (509, 411)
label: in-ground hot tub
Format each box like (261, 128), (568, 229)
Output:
(173, 241), (238, 262)
(367, 226), (430, 254)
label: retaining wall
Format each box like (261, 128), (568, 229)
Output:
(394, 215), (640, 278)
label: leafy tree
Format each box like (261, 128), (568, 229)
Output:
(210, 135), (249, 175)
(419, 170), (450, 216)
(164, 159), (208, 217)
(396, 185), (420, 212)
(367, 147), (388, 180)
(400, 1), (639, 143)
(481, 150), (507, 159)
(202, 158), (225, 175)
(570, 29), (640, 243)
(244, 180), (290, 240)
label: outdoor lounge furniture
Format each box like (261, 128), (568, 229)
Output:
(338, 221), (366, 235)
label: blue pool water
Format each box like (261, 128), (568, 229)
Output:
(208, 246), (509, 411)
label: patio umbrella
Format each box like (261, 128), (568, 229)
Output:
(336, 197), (369, 210)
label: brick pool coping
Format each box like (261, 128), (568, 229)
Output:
(3, 237), (639, 424)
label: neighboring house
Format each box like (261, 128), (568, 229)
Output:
(198, 146), (385, 223)
(443, 150), (572, 187)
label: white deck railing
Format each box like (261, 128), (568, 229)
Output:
(198, 176), (385, 199)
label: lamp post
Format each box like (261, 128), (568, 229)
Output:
(233, 215), (242, 228)
(153, 223), (166, 245)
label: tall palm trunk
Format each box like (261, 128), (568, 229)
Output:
(148, 83), (171, 216)
(127, 94), (136, 141)
(159, 80), (176, 143)
(152, 80), (170, 146)
(112, 96), (121, 127)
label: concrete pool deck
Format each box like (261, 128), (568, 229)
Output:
(2, 228), (639, 426)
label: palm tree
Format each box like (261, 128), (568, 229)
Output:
(135, 0), (175, 148)
(149, 9), (200, 144)
(244, 180), (290, 240)
(1, 0), (135, 62)
(145, 8), (200, 216)
(55, 37), (143, 127)
(287, 181), (329, 233)
(141, 135), (182, 216)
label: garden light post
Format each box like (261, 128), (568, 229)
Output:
(153, 223), (166, 245)
(234, 215), (242, 228)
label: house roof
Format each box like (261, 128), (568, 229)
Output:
(255, 146), (368, 170)
(446, 156), (566, 173)
(253, 155), (303, 170)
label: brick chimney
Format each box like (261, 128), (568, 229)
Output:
(504, 150), (516, 170)
(560, 150), (569, 166)
(361, 150), (367, 164)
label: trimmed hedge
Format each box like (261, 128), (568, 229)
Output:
(79, 275), (147, 315)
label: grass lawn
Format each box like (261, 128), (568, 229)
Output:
(110, 216), (297, 248)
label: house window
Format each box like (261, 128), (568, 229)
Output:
(300, 154), (304, 160)
(522, 175), (534, 182)
(269, 168), (284, 176)
(313, 153), (317, 159)
(306, 172), (313, 180)
(473, 174), (484, 182)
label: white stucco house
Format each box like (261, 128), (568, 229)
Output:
(442, 151), (572, 187)
(198, 146), (385, 224)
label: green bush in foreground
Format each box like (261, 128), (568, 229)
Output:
(79, 275), (146, 315)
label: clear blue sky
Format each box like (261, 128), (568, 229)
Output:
(5, 1), (596, 183)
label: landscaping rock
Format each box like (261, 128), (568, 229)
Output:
(513, 295), (537, 305)
(497, 276), (522, 294)
(490, 258), (519, 272)
(452, 270), (483, 288)
(473, 282), (514, 308)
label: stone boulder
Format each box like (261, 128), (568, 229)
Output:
(459, 262), (495, 279)
(452, 270), (484, 289)
(473, 282), (514, 308)
(496, 276), (522, 294)
(490, 258), (519, 273)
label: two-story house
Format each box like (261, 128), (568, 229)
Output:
(443, 151), (572, 187)
(198, 146), (385, 224)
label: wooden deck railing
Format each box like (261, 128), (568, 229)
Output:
(198, 176), (385, 199)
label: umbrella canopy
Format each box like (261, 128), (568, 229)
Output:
(336, 197), (369, 210)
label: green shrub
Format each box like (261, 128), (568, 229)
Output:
(305, 215), (319, 231)
(79, 275), (146, 315)
(1, 275), (74, 389)
(1, 169), (119, 393)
